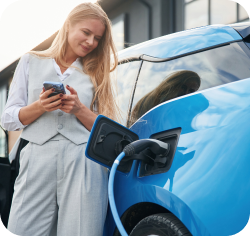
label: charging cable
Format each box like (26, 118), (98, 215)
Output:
(108, 139), (170, 236)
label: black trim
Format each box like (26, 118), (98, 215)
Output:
(126, 60), (143, 127)
(118, 55), (142, 65)
(230, 22), (250, 39)
(139, 128), (182, 177)
(140, 41), (238, 62)
(239, 41), (250, 57)
(118, 40), (241, 65)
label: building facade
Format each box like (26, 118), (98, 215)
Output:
(102, 0), (249, 51)
(0, 0), (249, 157)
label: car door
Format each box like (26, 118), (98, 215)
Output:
(0, 126), (11, 228)
(0, 127), (28, 228)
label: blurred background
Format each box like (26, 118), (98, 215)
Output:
(0, 0), (249, 156)
(108, 0), (249, 50)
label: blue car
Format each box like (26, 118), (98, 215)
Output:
(86, 22), (250, 236)
(1, 22), (250, 236)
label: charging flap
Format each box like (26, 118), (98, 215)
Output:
(86, 115), (139, 173)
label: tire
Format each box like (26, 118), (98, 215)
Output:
(129, 213), (192, 236)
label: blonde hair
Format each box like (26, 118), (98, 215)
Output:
(30, 2), (119, 120)
(129, 70), (201, 126)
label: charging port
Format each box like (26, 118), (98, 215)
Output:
(139, 127), (181, 177)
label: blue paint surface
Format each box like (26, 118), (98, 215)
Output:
(118, 25), (242, 59)
(108, 79), (250, 236)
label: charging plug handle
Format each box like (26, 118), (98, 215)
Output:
(123, 139), (170, 157)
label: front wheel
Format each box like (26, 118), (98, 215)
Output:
(129, 213), (192, 236)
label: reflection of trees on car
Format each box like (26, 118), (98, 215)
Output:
(129, 70), (201, 126)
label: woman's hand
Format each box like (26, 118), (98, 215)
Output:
(60, 85), (83, 114)
(19, 88), (63, 126)
(39, 88), (63, 112)
(60, 85), (97, 131)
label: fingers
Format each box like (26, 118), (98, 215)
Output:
(41, 88), (55, 99)
(41, 96), (62, 111)
(40, 92), (63, 109)
(40, 87), (45, 95)
(60, 105), (72, 113)
(47, 103), (63, 112)
(60, 94), (77, 101)
(61, 100), (74, 106)
(47, 93), (63, 103)
(45, 99), (63, 111)
(66, 84), (77, 95)
(60, 100), (73, 111)
(40, 85), (78, 113)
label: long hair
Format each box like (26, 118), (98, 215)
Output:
(129, 70), (201, 126)
(30, 2), (119, 120)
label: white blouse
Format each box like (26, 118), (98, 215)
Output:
(1, 54), (81, 131)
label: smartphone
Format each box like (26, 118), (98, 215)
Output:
(43, 81), (66, 98)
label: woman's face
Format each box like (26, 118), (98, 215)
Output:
(67, 18), (105, 59)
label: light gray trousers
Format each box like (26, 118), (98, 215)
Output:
(8, 134), (108, 236)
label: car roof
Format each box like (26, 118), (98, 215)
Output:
(118, 24), (243, 62)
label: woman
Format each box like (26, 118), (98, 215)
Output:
(1, 2), (118, 236)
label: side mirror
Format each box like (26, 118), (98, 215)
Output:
(85, 115), (139, 173)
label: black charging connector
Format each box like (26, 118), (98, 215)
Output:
(123, 139), (170, 156)
(119, 139), (170, 167)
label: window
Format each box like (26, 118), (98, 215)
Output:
(239, 5), (249, 21)
(0, 86), (7, 157)
(184, 1), (249, 30)
(185, 0), (209, 30)
(113, 61), (141, 126)
(129, 42), (250, 126)
(0, 128), (7, 158)
(112, 14), (126, 51)
(211, 0), (236, 24)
